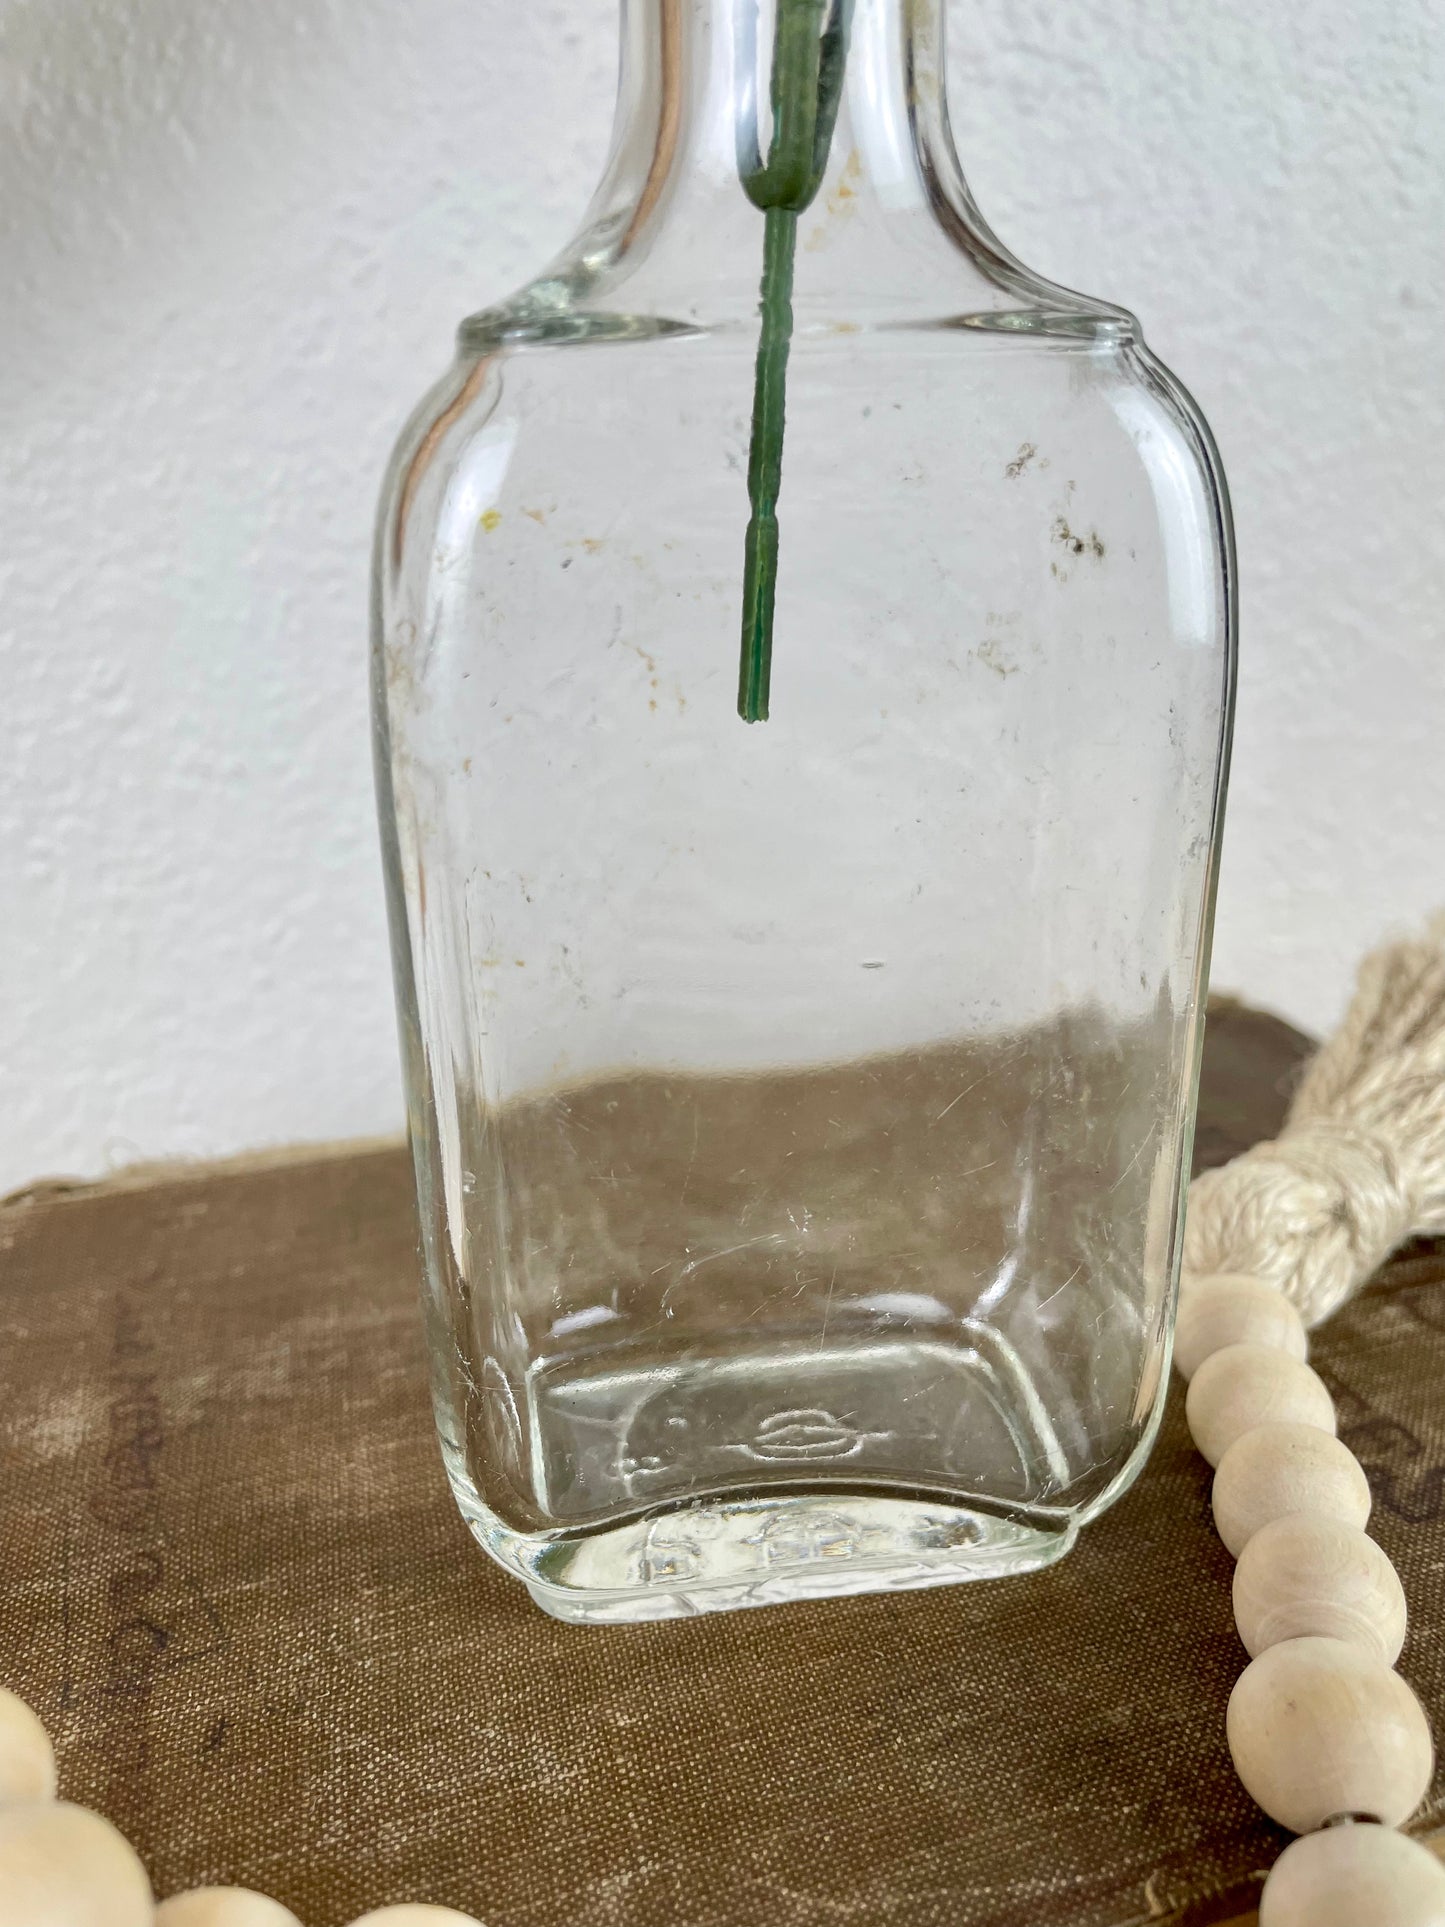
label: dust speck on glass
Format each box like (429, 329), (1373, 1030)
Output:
(371, 0), (1235, 1623)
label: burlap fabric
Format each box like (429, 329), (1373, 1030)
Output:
(1, 1005), (1441, 1927)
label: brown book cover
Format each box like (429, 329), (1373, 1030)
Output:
(1, 1005), (1441, 1926)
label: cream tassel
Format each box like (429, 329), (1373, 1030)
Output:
(1184, 917), (1445, 1328)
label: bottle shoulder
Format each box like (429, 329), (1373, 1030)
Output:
(378, 323), (1225, 534)
(376, 325), (1230, 629)
(453, 131), (1136, 356)
(455, 296), (1140, 357)
(453, 186), (1140, 356)
(385, 318), (1215, 467)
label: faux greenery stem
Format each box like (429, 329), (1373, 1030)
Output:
(738, 205), (798, 723)
(737, 0), (849, 722)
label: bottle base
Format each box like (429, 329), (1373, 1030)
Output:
(445, 1473), (1078, 1624)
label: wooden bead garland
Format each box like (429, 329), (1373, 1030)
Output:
(1182, 919), (1445, 1908)
(1234, 1514), (1407, 1664)
(1182, 1261), (1439, 1920)
(0, 1801), (153, 1927)
(155, 1891), (304, 1926)
(0, 1688), (56, 1806)
(349, 1911), (498, 1926)
(1227, 1634), (1433, 1832)
(1184, 1342), (1336, 1467)
(1211, 1420), (1373, 1558)
(1175, 1273), (1309, 1382)
(1185, 921), (1445, 1908)
(1260, 1824), (1445, 1927)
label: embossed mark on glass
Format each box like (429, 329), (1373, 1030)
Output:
(372, 0), (1234, 1622)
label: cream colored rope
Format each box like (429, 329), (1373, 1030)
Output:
(1186, 917), (1445, 1326)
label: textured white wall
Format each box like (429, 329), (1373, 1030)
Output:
(3, 0), (1442, 1191)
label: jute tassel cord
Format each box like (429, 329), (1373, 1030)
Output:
(4, 927), (1445, 1923)
(1186, 914), (1445, 1326)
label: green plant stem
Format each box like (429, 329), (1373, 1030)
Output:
(738, 206), (798, 724)
(736, 0), (849, 724)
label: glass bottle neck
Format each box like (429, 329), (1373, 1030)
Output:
(466, 0), (1128, 344)
(604, 0), (954, 213)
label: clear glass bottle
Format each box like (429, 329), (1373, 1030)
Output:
(372, 0), (1234, 1622)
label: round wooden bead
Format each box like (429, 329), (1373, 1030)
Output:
(1186, 1343), (1336, 1468)
(0, 1800), (152, 1926)
(158, 1890), (302, 1926)
(1175, 1274), (1308, 1382)
(1235, 1515), (1407, 1664)
(346, 1911), (485, 1926)
(1213, 1423), (1372, 1558)
(0, 1688), (56, 1805)
(1227, 1635), (1434, 1833)
(1260, 1823), (1445, 1927)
